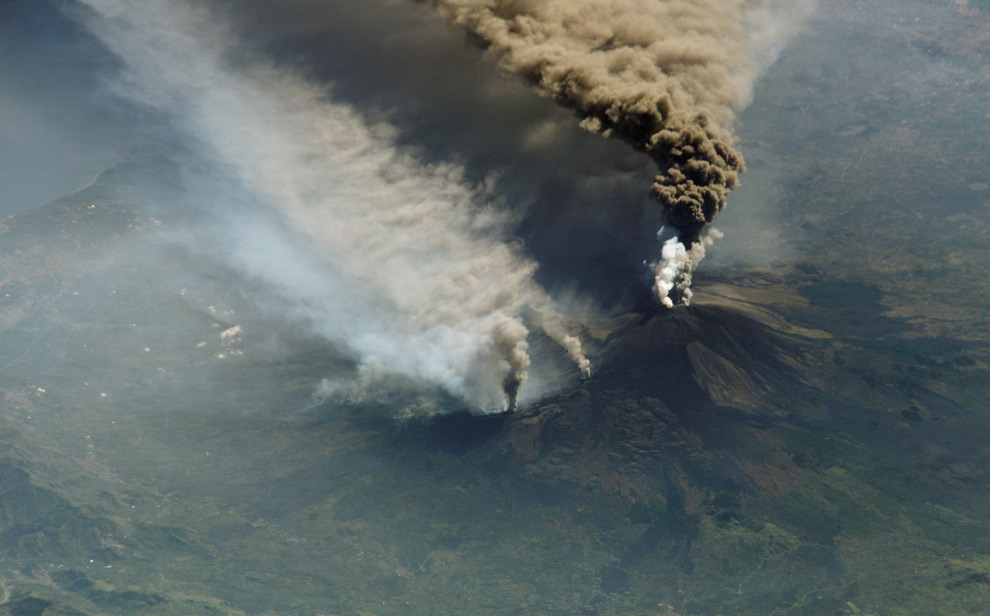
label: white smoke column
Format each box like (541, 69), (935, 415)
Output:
(76, 0), (588, 411)
(653, 228), (723, 308)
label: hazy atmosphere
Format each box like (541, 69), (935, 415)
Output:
(1, 0), (989, 614)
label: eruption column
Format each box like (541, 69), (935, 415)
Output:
(421, 0), (768, 305)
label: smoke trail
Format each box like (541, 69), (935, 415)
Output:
(420, 0), (805, 304)
(75, 0), (588, 411)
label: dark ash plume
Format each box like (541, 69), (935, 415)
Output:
(420, 0), (773, 303)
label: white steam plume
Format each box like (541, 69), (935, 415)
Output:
(653, 228), (723, 308)
(76, 0), (588, 411)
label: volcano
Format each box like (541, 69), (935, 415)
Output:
(4, 162), (986, 616)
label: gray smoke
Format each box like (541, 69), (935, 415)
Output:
(421, 0), (811, 303)
(75, 0), (589, 412)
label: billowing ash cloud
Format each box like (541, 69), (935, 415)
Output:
(420, 0), (808, 305)
(75, 0), (589, 412)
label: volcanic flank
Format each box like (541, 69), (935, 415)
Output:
(421, 0), (760, 306)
